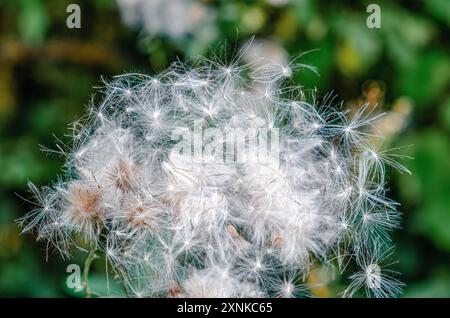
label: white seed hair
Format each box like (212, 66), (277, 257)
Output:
(19, 50), (406, 298)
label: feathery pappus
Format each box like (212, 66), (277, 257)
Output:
(19, 47), (408, 298)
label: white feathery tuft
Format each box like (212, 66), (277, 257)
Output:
(19, 50), (406, 298)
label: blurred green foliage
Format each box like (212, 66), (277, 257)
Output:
(0, 0), (449, 297)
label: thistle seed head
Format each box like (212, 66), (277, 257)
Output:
(19, 50), (407, 298)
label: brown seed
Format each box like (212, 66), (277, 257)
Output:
(66, 182), (103, 223)
(272, 235), (284, 247)
(167, 284), (183, 297)
(110, 159), (137, 192)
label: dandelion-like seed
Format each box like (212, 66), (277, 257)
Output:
(18, 48), (407, 298)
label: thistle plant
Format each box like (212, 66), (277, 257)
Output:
(19, 49), (408, 298)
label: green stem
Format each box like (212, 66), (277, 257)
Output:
(82, 246), (97, 298)
(82, 223), (101, 298)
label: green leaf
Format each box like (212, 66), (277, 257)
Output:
(398, 51), (450, 106)
(18, 0), (48, 45)
(398, 130), (450, 251)
(382, 5), (435, 68)
(403, 270), (450, 297)
(440, 95), (450, 131)
(425, 0), (450, 27)
(292, 0), (316, 27)
(333, 13), (382, 76)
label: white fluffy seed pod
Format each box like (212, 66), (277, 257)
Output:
(19, 50), (408, 298)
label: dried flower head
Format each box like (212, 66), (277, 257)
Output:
(19, 47), (408, 298)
